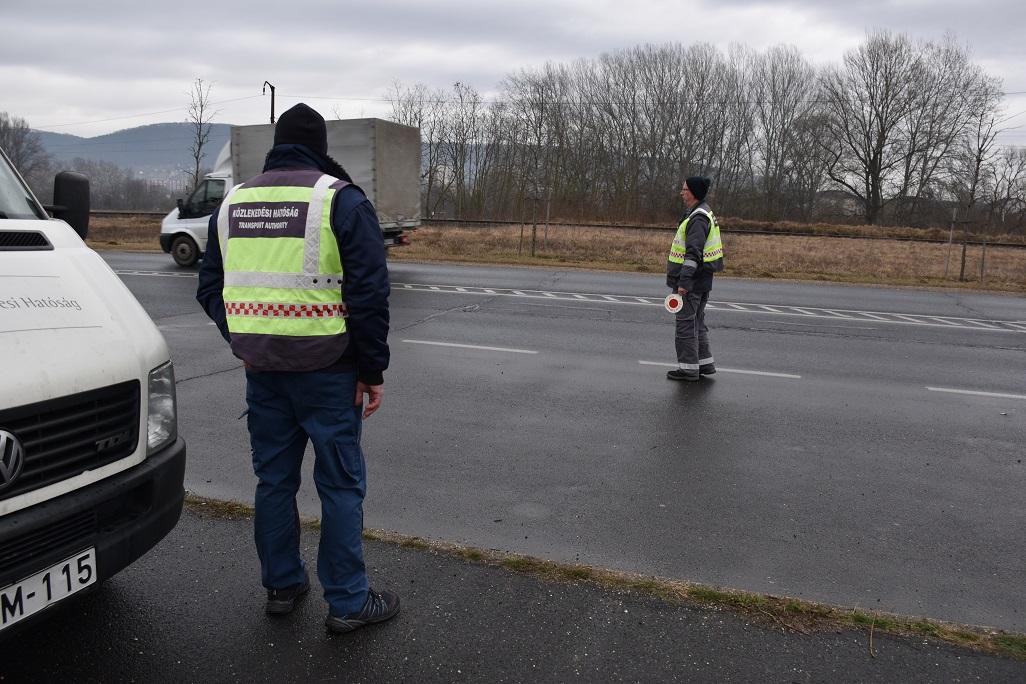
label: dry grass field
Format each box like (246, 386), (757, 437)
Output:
(391, 223), (1026, 293)
(86, 215), (1026, 293)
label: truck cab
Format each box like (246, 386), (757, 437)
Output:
(0, 145), (186, 636)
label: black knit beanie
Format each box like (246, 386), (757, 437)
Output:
(273, 103), (328, 155)
(685, 176), (711, 202)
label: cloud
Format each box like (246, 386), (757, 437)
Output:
(1, 0), (1023, 137)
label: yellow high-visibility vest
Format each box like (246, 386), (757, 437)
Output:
(668, 207), (723, 266)
(216, 170), (347, 369)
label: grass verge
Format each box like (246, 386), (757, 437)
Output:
(184, 494), (1026, 661)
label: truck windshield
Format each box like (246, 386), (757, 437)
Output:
(0, 148), (47, 220)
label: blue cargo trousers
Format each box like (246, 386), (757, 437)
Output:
(245, 368), (369, 617)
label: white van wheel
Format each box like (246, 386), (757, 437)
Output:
(171, 235), (199, 267)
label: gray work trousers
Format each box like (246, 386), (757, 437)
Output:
(674, 290), (713, 370)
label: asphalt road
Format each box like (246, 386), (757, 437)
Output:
(103, 253), (1025, 631)
(4, 508), (1023, 683)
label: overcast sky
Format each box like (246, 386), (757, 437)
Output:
(2, 0), (1025, 145)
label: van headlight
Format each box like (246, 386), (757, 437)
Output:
(147, 361), (178, 454)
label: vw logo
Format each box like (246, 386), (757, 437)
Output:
(0, 429), (26, 492)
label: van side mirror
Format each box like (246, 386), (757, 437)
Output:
(176, 198), (185, 214)
(52, 172), (90, 239)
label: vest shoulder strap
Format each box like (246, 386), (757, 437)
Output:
(688, 207), (713, 222)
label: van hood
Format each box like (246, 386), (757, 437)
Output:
(0, 220), (170, 407)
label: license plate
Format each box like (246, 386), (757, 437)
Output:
(0, 548), (97, 631)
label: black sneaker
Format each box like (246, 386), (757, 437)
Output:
(266, 572), (310, 615)
(666, 369), (700, 382)
(699, 364), (716, 376)
(325, 588), (401, 634)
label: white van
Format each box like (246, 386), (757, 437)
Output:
(0, 145), (186, 636)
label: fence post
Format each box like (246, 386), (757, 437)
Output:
(944, 208), (955, 278)
(959, 242), (967, 282)
(530, 198), (538, 257)
(980, 241), (987, 284)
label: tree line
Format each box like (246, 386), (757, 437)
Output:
(389, 31), (1026, 235)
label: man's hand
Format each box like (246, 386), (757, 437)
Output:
(354, 382), (384, 419)
(677, 287), (688, 296)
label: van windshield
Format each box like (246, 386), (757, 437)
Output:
(0, 148), (47, 220)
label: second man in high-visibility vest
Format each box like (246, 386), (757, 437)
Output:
(666, 176), (724, 381)
(196, 103), (399, 634)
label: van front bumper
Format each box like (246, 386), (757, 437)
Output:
(0, 438), (186, 633)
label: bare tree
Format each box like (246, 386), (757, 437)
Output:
(186, 78), (217, 190)
(893, 35), (989, 224)
(819, 31), (919, 224)
(984, 146), (1026, 234)
(386, 33), (1007, 229)
(946, 76), (1004, 219)
(0, 112), (52, 190)
(389, 81), (451, 217)
(750, 46), (819, 218)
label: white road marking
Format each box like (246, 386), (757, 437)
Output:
(638, 360), (802, 378)
(393, 282), (1025, 333)
(115, 269), (197, 278)
(403, 339), (538, 354)
(774, 321), (879, 331)
(111, 273), (1025, 334)
(926, 387), (1026, 401)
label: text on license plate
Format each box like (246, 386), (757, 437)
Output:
(1, 548), (97, 631)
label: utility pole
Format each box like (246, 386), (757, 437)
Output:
(262, 81), (276, 123)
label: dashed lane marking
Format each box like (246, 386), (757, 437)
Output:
(394, 282), (1026, 334)
(113, 273), (1026, 334)
(926, 387), (1026, 401)
(637, 360), (802, 379)
(402, 339), (539, 354)
(116, 269), (197, 278)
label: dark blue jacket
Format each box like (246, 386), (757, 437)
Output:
(196, 144), (390, 385)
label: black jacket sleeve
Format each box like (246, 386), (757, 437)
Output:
(196, 209), (231, 343)
(333, 187), (390, 386)
(677, 213), (710, 292)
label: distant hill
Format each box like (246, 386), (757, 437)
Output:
(34, 123), (231, 180)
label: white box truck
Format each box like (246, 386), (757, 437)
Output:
(0, 144), (185, 636)
(160, 117), (421, 266)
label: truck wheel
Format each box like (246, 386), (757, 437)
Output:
(171, 235), (199, 267)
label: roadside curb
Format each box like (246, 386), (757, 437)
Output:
(184, 494), (1026, 662)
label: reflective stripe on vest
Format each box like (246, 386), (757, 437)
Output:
(668, 207), (724, 266)
(218, 172), (347, 343)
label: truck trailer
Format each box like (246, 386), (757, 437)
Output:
(160, 117), (421, 266)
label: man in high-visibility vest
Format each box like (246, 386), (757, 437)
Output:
(196, 104), (399, 634)
(666, 176), (724, 381)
